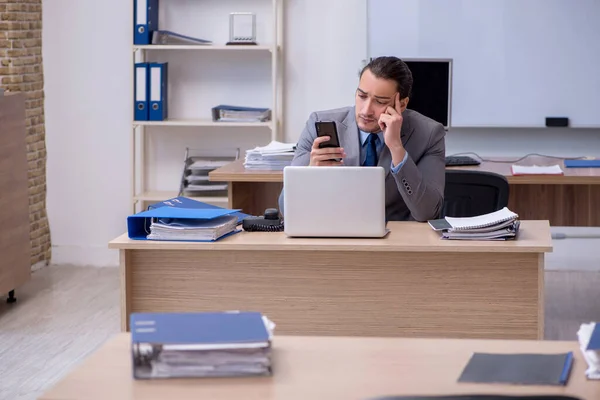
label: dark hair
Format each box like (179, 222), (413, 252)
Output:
(360, 57), (413, 99)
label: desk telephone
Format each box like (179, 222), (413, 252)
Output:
(242, 208), (284, 232)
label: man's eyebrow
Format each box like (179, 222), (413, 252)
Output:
(357, 88), (392, 100)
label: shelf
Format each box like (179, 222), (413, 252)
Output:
(134, 119), (272, 128)
(134, 191), (228, 204)
(133, 45), (274, 52)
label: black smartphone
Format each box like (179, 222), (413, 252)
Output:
(315, 121), (341, 148)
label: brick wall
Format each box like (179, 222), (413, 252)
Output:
(0, 0), (51, 267)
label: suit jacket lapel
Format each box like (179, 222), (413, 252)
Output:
(339, 108), (360, 167)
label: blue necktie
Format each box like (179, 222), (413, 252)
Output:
(363, 133), (379, 166)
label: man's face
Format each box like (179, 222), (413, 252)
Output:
(355, 69), (405, 133)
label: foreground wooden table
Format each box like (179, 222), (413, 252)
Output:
(109, 221), (552, 340)
(39, 333), (599, 400)
(209, 158), (600, 225)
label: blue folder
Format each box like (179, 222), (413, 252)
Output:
(148, 196), (251, 224)
(134, 62), (149, 121)
(148, 62), (168, 121)
(127, 206), (241, 241)
(133, 0), (159, 45)
(564, 159), (600, 168)
(131, 311), (270, 345)
(587, 323), (600, 350)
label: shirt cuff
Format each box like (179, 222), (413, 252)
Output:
(390, 151), (409, 174)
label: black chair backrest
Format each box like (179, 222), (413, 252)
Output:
(441, 170), (509, 218)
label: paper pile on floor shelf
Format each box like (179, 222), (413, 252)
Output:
(244, 141), (296, 170)
(577, 322), (600, 380)
(131, 311), (275, 379)
(428, 207), (521, 240)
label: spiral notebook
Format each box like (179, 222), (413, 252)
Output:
(428, 207), (520, 241)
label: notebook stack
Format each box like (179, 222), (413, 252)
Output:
(577, 321), (600, 380)
(131, 311), (275, 379)
(428, 207), (520, 240)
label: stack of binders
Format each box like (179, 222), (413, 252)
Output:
(134, 62), (168, 121)
(428, 207), (521, 240)
(131, 311), (275, 379)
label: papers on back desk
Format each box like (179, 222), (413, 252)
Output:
(244, 140), (296, 170)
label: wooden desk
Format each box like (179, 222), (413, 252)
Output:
(40, 333), (600, 400)
(108, 221), (552, 340)
(209, 158), (600, 226)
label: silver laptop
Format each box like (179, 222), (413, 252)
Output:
(283, 166), (387, 238)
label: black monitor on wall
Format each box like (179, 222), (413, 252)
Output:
(402, 59), (452, 129)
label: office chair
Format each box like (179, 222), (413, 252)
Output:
(440, 170), (509, 218)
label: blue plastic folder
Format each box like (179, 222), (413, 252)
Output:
(127, 206), (241, 241)
(564, 159), (600, 168)
(587, 323), (600, 350)
(148, 196), (250, 224)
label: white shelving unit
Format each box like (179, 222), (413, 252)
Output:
(131, 0), (284, 213)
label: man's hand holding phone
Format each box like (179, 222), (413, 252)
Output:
(309, 136), (346, 166)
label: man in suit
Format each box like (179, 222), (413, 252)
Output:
(278, 56), (446, 222)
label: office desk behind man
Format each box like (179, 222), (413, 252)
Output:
(109, 220), (552, 340)
(209, 158), (600, 225)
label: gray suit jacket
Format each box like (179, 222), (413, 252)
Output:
(278, 106), (446, 222)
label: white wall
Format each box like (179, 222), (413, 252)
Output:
(43, 0), (600, 267)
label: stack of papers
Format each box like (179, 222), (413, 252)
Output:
(131, 311), (275, 379)
(428, 207), (520, 240)
(511, 164), (564, 175)
(244, 140), (296, 170)
(147, 214), (238, 241)
(577, 322), (600, 380)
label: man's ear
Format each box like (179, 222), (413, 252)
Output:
(400, 97), (409, 112)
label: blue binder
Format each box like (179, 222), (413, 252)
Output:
(564, 159), (600, 168)
(134, 0), (159, 45)
(148, 62), (168, 121)
(131, 311), (270, 345)
(587, 323), (600, 350)
(148, 196), (250, 224)
(127, 206), (241, 241)
(134, 62), (149, 121)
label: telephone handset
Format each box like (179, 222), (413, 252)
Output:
(242, 208), (284, 232)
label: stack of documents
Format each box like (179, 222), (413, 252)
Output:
(428, 207), (520, 240)
(211, 105), (271, 123)
(147, 214), (238, 241)
(244, 141), (296, 170)
(131, 311), (275, 379)
(577, 322), (600, 380)
(511, 164), (564, 175)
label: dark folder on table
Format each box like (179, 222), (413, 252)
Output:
(458, 352), (574, 386)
